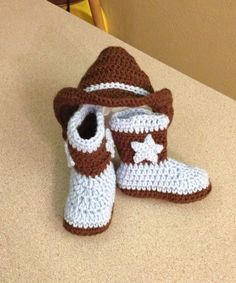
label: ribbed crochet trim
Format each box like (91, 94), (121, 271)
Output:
(110, 108), (169, 134)
(84, 82), (150, 96)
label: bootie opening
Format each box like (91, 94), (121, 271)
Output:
(115, 108), (151, 120)
(110, 108), (169, 134)
(77, 112), (97, 140)
(67, 105), (105, 153)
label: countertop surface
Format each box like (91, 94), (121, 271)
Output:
(0, 0), (236, 282)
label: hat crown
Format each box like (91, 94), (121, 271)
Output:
(78, 47), (154, 93)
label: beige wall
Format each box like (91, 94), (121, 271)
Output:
(101, 0), (236, 100)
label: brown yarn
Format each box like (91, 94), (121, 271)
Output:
(119, 184), (212, 203)
(111, 109), (211, 203)
(111, 130), (168, 164)
(63, 206), (114, 236)
(68, 139), (111, 177)
(79, 47), (154, 92)
(53, 47), (174, 137)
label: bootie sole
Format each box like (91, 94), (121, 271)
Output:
(63, 208), (114, 236)
(119, 184), (212, 203)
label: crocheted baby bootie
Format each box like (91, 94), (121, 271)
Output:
(110, 108), (211, 203)
(63, 105), (116, 235)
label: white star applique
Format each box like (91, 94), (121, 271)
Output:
(131, 134), (164, 164)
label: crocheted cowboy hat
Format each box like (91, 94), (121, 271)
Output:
(54, 46), (174, 138)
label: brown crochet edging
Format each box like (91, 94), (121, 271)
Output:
(53, 47), (174, 137)
(68, 139), (111, 177)
(111, 130), (167, 164)
(63, 208), (113, 236)
(119, 184), (212, 203)
(54, 88), (173, 139)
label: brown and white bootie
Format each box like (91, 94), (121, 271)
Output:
(110, 108), (211, 203)
(63, 105), (116, 235)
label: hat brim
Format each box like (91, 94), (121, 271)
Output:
(53, 87), (173, 139)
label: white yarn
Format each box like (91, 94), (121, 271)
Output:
(67, 105), (104, 153)
(64, 162), (116, 229)
(105, 129), (115, 158)
(64, 105), (116, 229)
(84, 82), (150, 96)
(131, 134), (163, 164)
(64, 142), (75, 168)
(110, 108), (169, 134)
(117, 158), (209, 195)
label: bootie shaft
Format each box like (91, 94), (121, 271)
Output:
(110, 108), (169, 164)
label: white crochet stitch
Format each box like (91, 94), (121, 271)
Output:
(64, 162), (116, 228)
(111, 108), (210, 196)
(64, 105), (116, 230)
(110, 108), (169, 134)
(67, 105), (104, 153)
(131, 134), (163, 164)
(84, 82), (150, 96)
(64, 142), (75, 168)
(105, 129), (115, 158)
(117, 159), (209, 195)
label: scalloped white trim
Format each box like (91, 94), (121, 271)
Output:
(84, 82), (150, 96)
(110, 108), (169, 134)
(67, 105), (104, 153)
(64, 162), (116, 229)
(117, 159), (210, 195)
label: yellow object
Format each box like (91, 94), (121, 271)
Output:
(62, 0), (108, 32)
